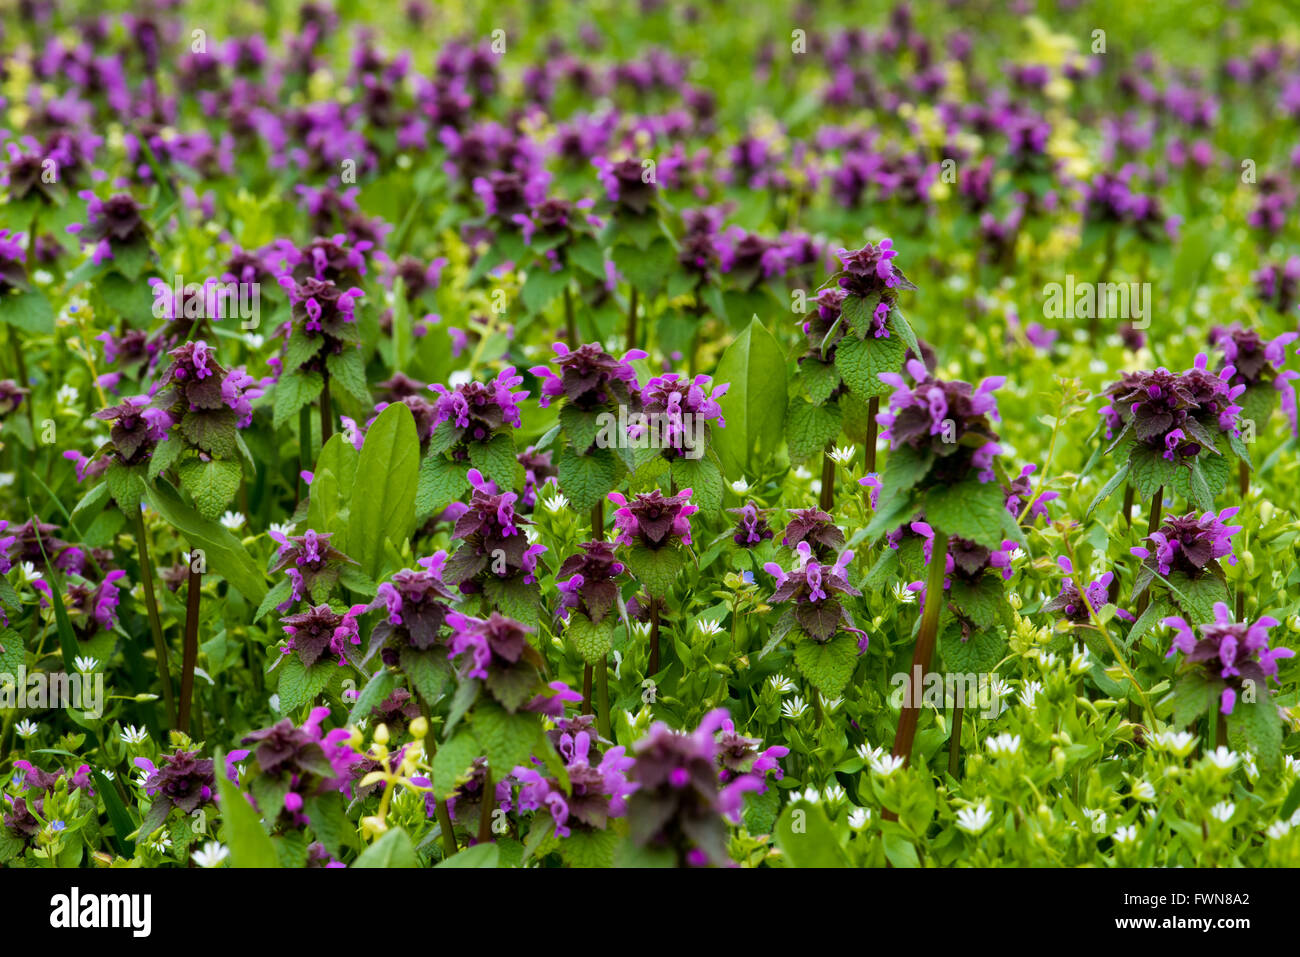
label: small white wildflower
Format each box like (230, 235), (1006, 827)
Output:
(767, 673), (795, 695)
(74, 656), (99, 674)
(799, 786), (821, 804)
(828, 444), (857, 466)
(955, 802), (993, 835)
(191, 841), (231, 868)
(15, 719), (39, 739)
(1242, 753), (1259, 781)
(1130, 780), (1156, 802)
(120, 725), (149, 746)
(56, 385), (80, 409)
(819, 693), (844, 714)
(729, 478), (750, 494)
(17, 562), (42, 586)
(869, 753), (906, 777)
(523, 525), (541, 545)
(220, 511), (246, 531)
(848, 807), (872, 830)
(1019, 680), (1043, 708)
(793, 466), (812, 481)
(1205, 746), (1240, 771)
(781, 695), (809, 719)
(268, 522), (296, 538)
(1069, 643), (1092, 675)
(1035, 650), (1059, 672)
(100, 769), (115, 781)
(148, 835), (173, 852)
(1149, 730), (1197, 757)
(631, 621), (652, 639)
(1209, 801), (1235, 824)
(1266, 820), (1292, 840)
(856, 742), (885, 763)
(891, 582), (917, 604)
(1084, 807), (1108, 832)
(822, 783), (847, 805)
(1112, 825), (1137, 844)
(0, 473), (13, 488)
(1283, 755), (1300, 777)
(985, 733), (1021, 757)
(245, 333), (265, 349)
(695, 619), (724, 637)
(542, 491), (570, 514)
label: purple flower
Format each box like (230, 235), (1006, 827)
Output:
(1130, 508), (1242, 580)
(92, 395), (173, 466)
(238, 706), (360, 818)
(727, 501), (774, 547)
(280, 603), (367, 668)
(512, 728), (635, 838)
(1045, 557), (1134, 624)
(834, 238), (915, 304)
(135, 750), (214, 816)
(66, 192), (149, 267)
(529, 342), (643, 413)
(443, 469), (546, 591)
(555, 541), (624, 623)
(633, 373), (728, 459)
(269, 529), (357, 605)
(1101, 356), (1243, 457)
(369, 553), (458, 658)
(446, 611), (546, 710)
(430, 367), (528, 443)
(782, 507), (846, 562)
(608, 488), (698, 550)
(764, 542), (866, 645)
(1164, 604), (1293, 714)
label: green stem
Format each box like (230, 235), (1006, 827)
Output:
(948, 704), (964, 778)
(596, 658), (611, 740)
(132, 508), (175, 727)
(818, 442), (835, 511)
(297, 402), (313, 503)
(177, 563), (202, 734)
(890, 530), (950, 767)
(1134, 485), (1163, 619)
(625, 287), (639, 353)
(320, 371), (333, 444)
(648, 601), (660, 676)
(417, 696), (458, 858)
(563, 285), (578, 346)
(478, 770), (495, 844)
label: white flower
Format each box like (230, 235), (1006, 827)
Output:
(1112, 825), (1138, 844)
(856, 742), (885, 763)
(781, 695), (809, 719)
(100, 769), (116, 781)
(74, 656), (99, 673)
(1242, 753), (1259, 781)
(148, 835), (173, 852)
(696, 619), (724, 637)
(631, 621), (652, 639)
(828, 444), (857, 466)
(1069, 643), (1092, 675)
(1130, 780), (1156, 802)
(268, 522), (296, 538)
(17, 562), (42, 586)
(1149, 730), (1197, 757)
(15, 719), (39, 739)
(798, 786), (821, 804)
(245, 334), (265, 350)
(819, 693), (844, 714)
(1205, 746), (1240, 771)
(523, 525), (540, 544)
(891, 582), (917, 604)
(1284, 755), (1300, 777)
(729, 478), (750, 495)
(1209, 801), (1235, 824)
(120, 725), (149, 746)
(985, 733), (1022, 757)
(220, 511), (246, 531)
(56, 385), (80, 409)
(955, 802), (993, 835)
(793, 466), (812, 481)
(1019, 680), (1043, 708)
(542, 492), (569, 514)
(822, 783), (847, 805)
(192, 841), (230, 868)
(0, 473), (13, 488)
(1084, 807), (1107, 832)
(848, 807), (872, 830)
(767, 673), (795, 694)
(1035, 651), (1059, 672)
(869, 753), (906, 777)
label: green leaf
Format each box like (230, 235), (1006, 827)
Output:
(1085, 463), (1130, 518)
(354, 827), (419, 868)
(215, 750), (279, 868)
(277, 656), (335, 712)
(283, 328), (322, 373)
(0, 288), (55, 334)
(835, 334), (905, 399)
(1171, 671), (1212, 728)
(467, 432), (518, 492)
(558, 828), (619, 868)
(559, 405), (602, 453)
(326, 349), (371, 404)
(1233, 696), (1282, 771)
(347, 402), (420, 580)
(180, 407), (239, 458)
(1127, 446), (1177, 499)
(254, 578), (293, 622)
(948, 575), (1011, 630)
(624, 544), (685, 597)
(150, 435), (182, 477)
(889, 306), (922, 358)
(104, 461), (147, 512)
(178, 457), (243, 521)
(939, 619), (1006, 673)
(785, 397), (842, 465)
(612, 236), (674, 292)
(273, 370), (324, 430)
(521, 266), (569, 314)
(416, 454), (469, 521)
(401, 647), (453, 705)
(557, 445), (621, 511)
(144, 481), (268, 604)
(799, 357), (841, 404)
(924, 478), (1007, 548)
(876, 444), (933, 509)
(91, 770), (135, 857)
(432, 729), (482, 799)
(436, 841), (499, 868)
(348, 668), (401, 725)
(774, 799), (849, 867)
(712, 318), (788, 476)
(472, 703), (545, 778)
(567, 613), (615, 665)
(792, 632), (858, 696)
(670, 456), (724, 515)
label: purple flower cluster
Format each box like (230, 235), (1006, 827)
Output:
(280, 603), (367, 668)
(728, 501), (774, 547)
(1101, 356), (1244, 461)
(66, 192), (149, 266)
(530, 342), (643, 413)
(1045, 557), (1134, 624)
(229, 706), (361, 821)
(430, 367), (528, 444)
(1131, 508), (1242, 581)
(92, 395), (173, 467)
(555, 540), (624, 623)
(269, 528), (357, 606)
(370, 553), (458, 656)
(608, 488), (698, 550)
(764, 542), (866, 646)
(443, 469), (547, 590)
(1164, 604), (1294, 714)
(513, 726), (635, 838)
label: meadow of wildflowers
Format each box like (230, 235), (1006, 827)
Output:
(0, 0), (1298, 879)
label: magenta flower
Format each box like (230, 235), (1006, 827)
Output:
(608, 488), (698, 549)
(1164, 604), (1293, 714)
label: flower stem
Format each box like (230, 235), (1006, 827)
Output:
(581, 664), (593, 715)
(177, 562), (202, 734)
(320, 370), (333, 444)
(625, 287), (639, 352)
(1238, 459), (1249, 498)
(649, 601), (660, 676)
(131, 507), (175, 727)
(297, 402), (313, 503)
(890, 530), (950, 767)
(818, 441), (835, 511)
(416, 696), (458, 858)
(1134, 485), (1163, 618)
(563, 285), (578, 346)
(865, 397), (879, 473)
(596, 657), (611, 740)
(1121, 484), (1134, 529)
(948, 703), (964, 778)
(477, 770), (494, 844)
